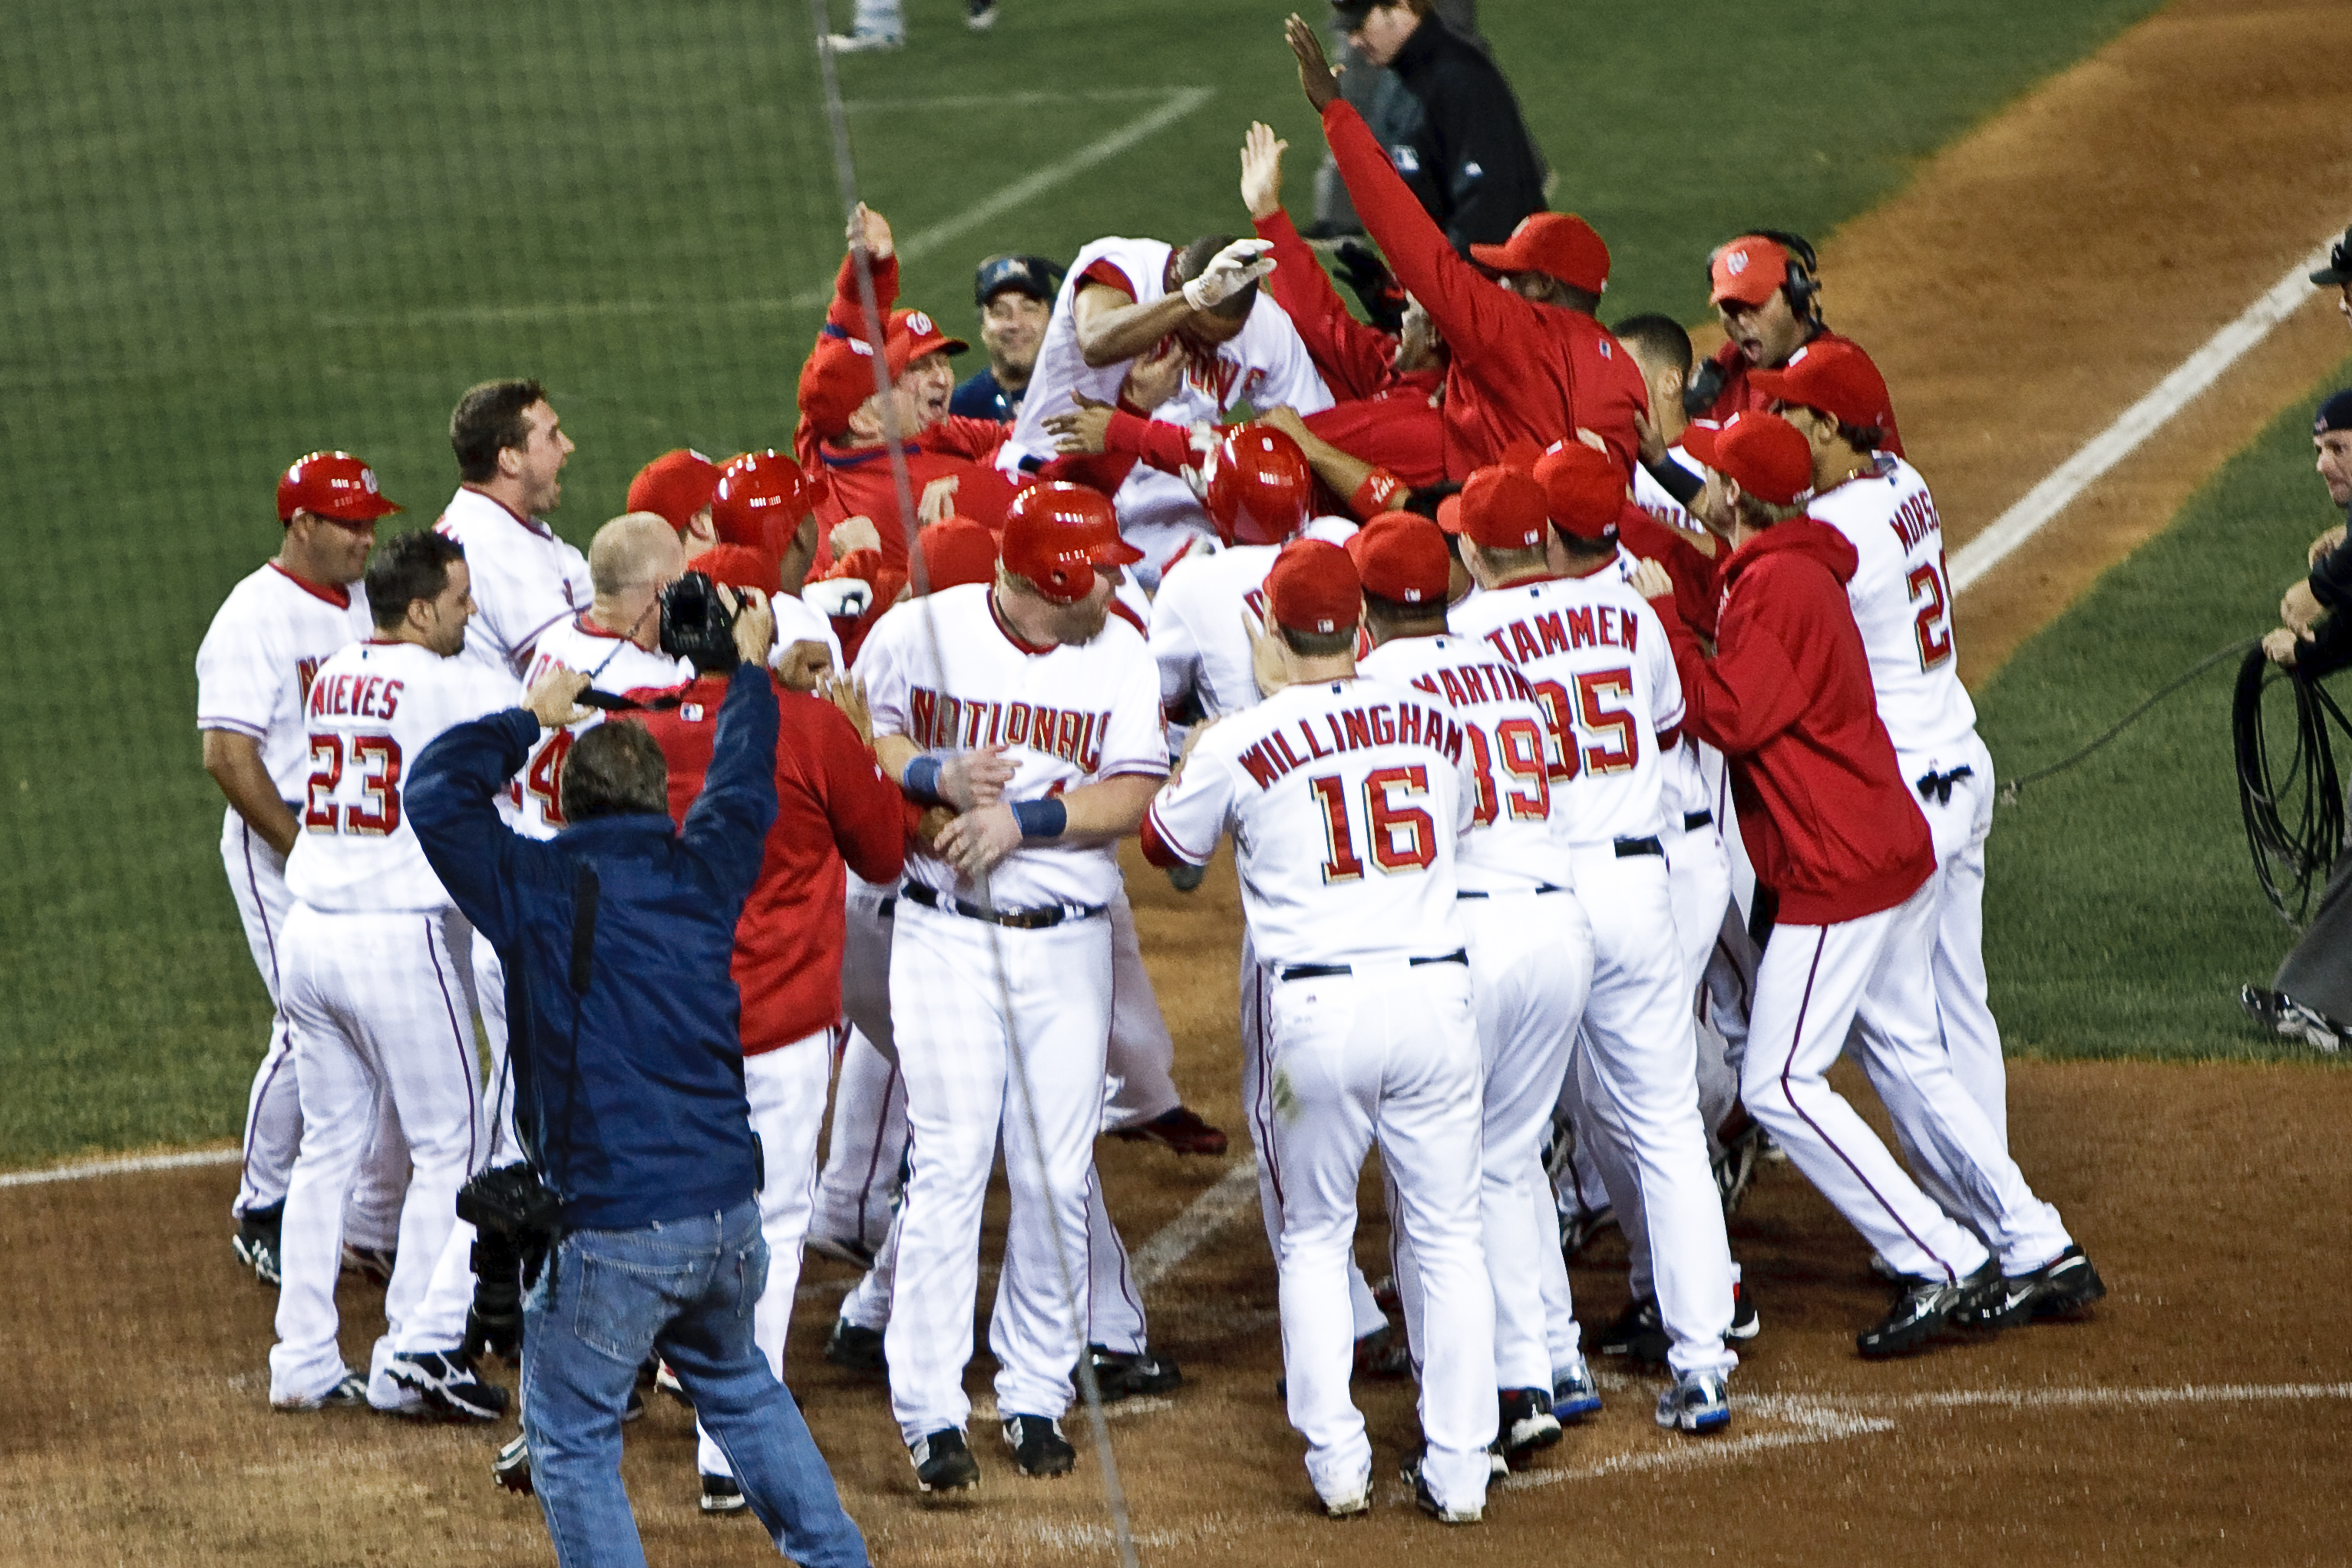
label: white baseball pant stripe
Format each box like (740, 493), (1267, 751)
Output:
(269, 906), (486, 1407)
(1268, 961), (1492, 1514)
(884, 902), (1109, 1443)
(699, 1033), (832, 1480)
(1742, 883), (1995, 1283)
(1562, 847), (1736, 1377)
(1392, 891), (1590, 1391)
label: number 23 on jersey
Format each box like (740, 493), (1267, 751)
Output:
(306, 733), (404, 836)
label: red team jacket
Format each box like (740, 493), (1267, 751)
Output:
(633, 676), (906, 1053)
(1649, 520), (1933, 926)
(1612, 500), (1723, 645)
(1321, 101), (1650, 480)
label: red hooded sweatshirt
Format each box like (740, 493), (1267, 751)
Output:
(1647, 518), (1931, 926)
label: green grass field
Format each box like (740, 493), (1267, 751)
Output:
(0, 0), (2175, 1164)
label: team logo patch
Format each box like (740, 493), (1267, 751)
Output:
(850, 337), (874, 358)
(361, 469), (379, 494)
(907, 311), (934, 335)
(1726, 248), (1752, 276)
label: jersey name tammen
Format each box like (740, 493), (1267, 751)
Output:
(431, 486), (592, 696)
(1805, 455), (1976, 761)
(1148, 674), (1472, 970)
(512, 616), (692, 838)
(285, 640), (504, 913)
(857, 584), (1168, 911)
(1449, 572), (1682, 848)
(196, 563), (373, 799)
(1357, 633), (1577, 895)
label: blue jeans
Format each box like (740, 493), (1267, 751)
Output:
(520, 1201), (868, 1568)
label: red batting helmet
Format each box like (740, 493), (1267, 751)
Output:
(1204, 425), (1313, 546)
(710, 451), (817, 556)
(999, 481), (1141, 603)
(276, 451), (401, 525)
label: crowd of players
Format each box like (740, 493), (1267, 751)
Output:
(193, 8), (2122, 1540)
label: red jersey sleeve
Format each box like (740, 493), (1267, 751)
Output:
(927, 414), (1012, 463)
(1251, 207), (1399, 401)
(1077, 258), (1136, 299)
(826, 251), (900, 334)
(809, 701), (907, 886)
(1102, 410), (1201, 478)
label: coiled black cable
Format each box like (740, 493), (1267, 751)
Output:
(2233, 646), (2352, 926)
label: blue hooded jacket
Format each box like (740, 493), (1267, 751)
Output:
(409, 663), (778, 1230)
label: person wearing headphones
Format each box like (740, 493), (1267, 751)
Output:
(1686, 233), (1904, 457)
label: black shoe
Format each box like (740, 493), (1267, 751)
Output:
(492, 1431), (533, 1494)
(1727, 1280), (1760, 1342)
(386, 1350), (510, 1421)
(2240, 984), (2345, 1051)
(233, 1203), (284, 1287)
(910, 1428), (979, 1493)
(825, 1319), (887, 1374)
(1956, 1245), (2107, 1329)
(1857, 1262), (1999, 1358)
(340, 1243), (396, 1285)
(1495, 1388), (1561, 1470)
(1595, 1296), (1667, 1364)
(1399, 1451), (1482, 1523)
(1713, 1111), (1766, 1216)
(1080, 1344), (1181, 1402)
(699, 1474), (748, 1514)
(1003, 1414), (1075, 1477)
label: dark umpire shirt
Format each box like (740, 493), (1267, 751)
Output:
(1384, 14), (1547, 253)
(951, 366), (1025, 421)
(2298, 500), (2352, 677)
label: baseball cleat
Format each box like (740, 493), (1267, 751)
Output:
(805, 1234), (877, 1270)
(339, 1243), (396, 1286)
(1109, 1105), (1229, 1157)
(1400, 1453), (1482, 1524)
(2240, 984), (2345, 1052)
(824, 28), (903, 51)
(1317, 1474), (1372, 1517)
(271, 1372), (368, 1413)
(1596, 1296), (1663, 1363)
(233, 1203), (285, 1288)
(824, 1319), (887, 1375)
(1079, 1344), (1181, 1402)
(386, 1350), (510, 1421)
(1713, 1112), (1767, 1216)
(656, 1358), (693, 1406)
(910, 1428), (980, 1494)
(1727, 1280), (1761, 1342)
(492, 1432), (533, 1494)
(965, 0), (998, 27)
(1370, 1273), (1402, 1315)
(1496, 1388), (1562, 1468)
(1002, 1414), (1076, 1478)
(1550, 1354), (1603, 1423)
(1559, 1201), (1615, 1259)
(1654, 1368), (1732, 1434)
(699, 1474), (749, 1515)
(1856, 1261), (2000, 1358)
(1353, 1323), (1412, 1379)
(1955, 1245), (2108, 1330)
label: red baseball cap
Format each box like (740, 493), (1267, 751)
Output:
(276, 451), (401, 524)
(796, 309), (970, 441)
(1709, 236), (1791, 309)
(1458, 466), (1550, 551)
(1468, 213), (1610, 295)
(919, 516), (1000, 592)
(1347, 512), (1450, 606)
(1433, 493), (1465, 536)
(687, 543), (781, 596)
(1266, 538), (1361, 635)
(1532, 443), (1625, 541)
(1747, 338), (1896, 436)
(711, 451), (818, 556)
(1681, 411), (1814, 507)
(627, 449), (722, 536)
(999, 481), (1141, 604)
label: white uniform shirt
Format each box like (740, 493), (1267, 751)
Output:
(1806, 455), (1976, 761)
(856, 584), (1168, 911)
(1631, 444), (1705, 533)
(1149, 543), (1283, 721)
(1358, 633), (1578, 895)
(431, 486), (592, 698)
(1449, 571), (1682, 849)
(999, 236), (1335, 474)
(1611, 543), (1709, 823)
(284, 639), (506, 913)
(1147, 674), (1472, 970)
(511, 615), (692, 838)
(195, 563), (373, 800)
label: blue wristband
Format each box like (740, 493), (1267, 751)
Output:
(1011, 797), (1068, 840)
(902, 754), (946, 805)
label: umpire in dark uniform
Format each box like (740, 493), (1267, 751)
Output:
(1328, 0), (1545, 253)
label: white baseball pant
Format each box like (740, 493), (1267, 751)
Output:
(1390, 891), (1591, 1392)
(1266, 959), (1491, 1514)
(1902, 734), (2008, 1141)
(884, 901), (1110, 1443)
(269, 906), (486, 1408)
(1528, 1154), (1583, 1375)
(699, 1032), (833, 1480)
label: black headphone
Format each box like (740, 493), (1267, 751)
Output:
(1707, 229), (1822, 324)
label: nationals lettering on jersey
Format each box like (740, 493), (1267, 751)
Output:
(511, 616), (691, 837)
(431, 486), (591, 694)
(1449, 573), (1682, 848)
(1148, 674), (1472, 969)
(285, 640), (506, 913)
(857, 583), (1168, 910)
(1805, 454), (1977, 762)
(195, 563), (374, 800)
(1359, 634), (1578, 895)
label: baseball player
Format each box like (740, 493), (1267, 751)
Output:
(626, 448), (725, 553)
(267, 530), (505, 1413)
(1351, 510), (1597, 1462)
(432, 379), (589, 699)
(1142, 540), (1494, 1523)
(1749, 343), (2103, 1315)
(854, 482), (1169, 1490)
(197, 452), (406, 1285)
(1447, 464), (1738, 1431)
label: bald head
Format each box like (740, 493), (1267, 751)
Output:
(588, 511), (688, 650)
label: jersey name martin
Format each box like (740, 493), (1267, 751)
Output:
(1233, 695), (1465, 792)
(904, 688), (1112, 774)
(1472, 601), (1643, 665)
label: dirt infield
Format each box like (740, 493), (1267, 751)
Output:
(11, 1), (2352, 1563)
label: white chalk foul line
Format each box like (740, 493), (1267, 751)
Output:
(1125, 1154), (1261, 1291)
(0, 1145), (240, 1190)
(314, 86), (1215, 332)
(1948, 228), (2347, 596)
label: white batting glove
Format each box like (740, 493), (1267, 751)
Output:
(803, 579), (873, 619)
(1181, 239), (1277, 312)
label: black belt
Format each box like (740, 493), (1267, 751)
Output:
(897, 882), (1105, 930)
(1280, 949), (1468, 982)
(1614, 836), (1663, 858)
(1456, 886), (1568, 899)
(1683, 810), (1713, 830)
(1914, 764), (1975, 806)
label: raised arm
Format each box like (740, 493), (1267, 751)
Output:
(1242, 120), (1397, 400)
